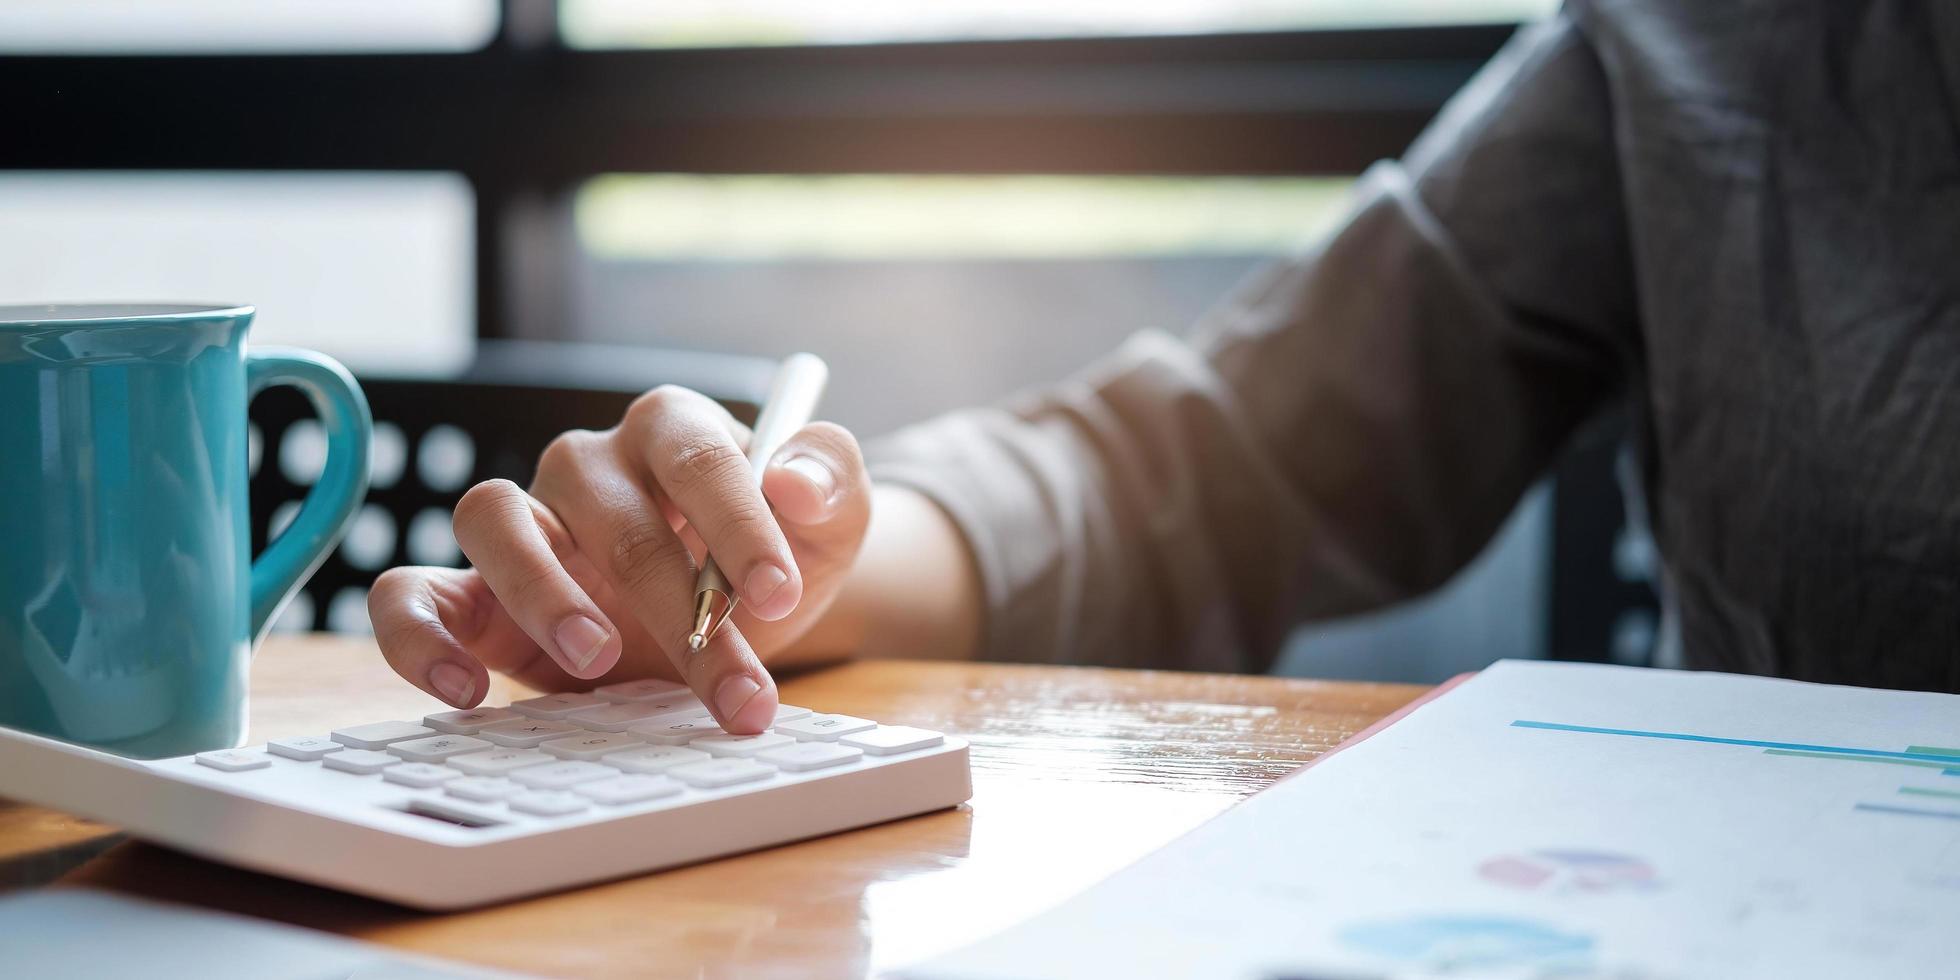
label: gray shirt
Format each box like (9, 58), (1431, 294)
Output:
(871, 1), (1960, 693)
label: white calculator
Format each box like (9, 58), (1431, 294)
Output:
(0, 678), (971, 909)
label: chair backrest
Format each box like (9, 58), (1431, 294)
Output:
(249, 341), (772, 633)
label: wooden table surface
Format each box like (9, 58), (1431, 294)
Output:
(0, 635), (1426, 979)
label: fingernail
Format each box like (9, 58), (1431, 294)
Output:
(715, 675), (764, 726)
(554, 615), (610, 672)
(782, 455), (838, 505)
(429, 662), (475, 706)
(744, 563), (791, 614)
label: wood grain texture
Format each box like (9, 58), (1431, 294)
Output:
(4, 634), (1426, 978)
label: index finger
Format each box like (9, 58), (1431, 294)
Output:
(450, 477), (624, 680)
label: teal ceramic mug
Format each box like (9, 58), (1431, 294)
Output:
(0, 303), (370, 758)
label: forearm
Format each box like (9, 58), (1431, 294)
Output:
(774, 483), (983, 665)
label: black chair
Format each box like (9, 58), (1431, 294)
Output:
(249, 341), (774, 633)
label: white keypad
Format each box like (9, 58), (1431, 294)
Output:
(478, 719), (581, 747)
(322, 749), (398, 774)
(444, 776), (523, 802)
(776, 714), (876, 742)
(770, 704), (815, 723)
(566, 700), (706, 733)
(841, 726), (946, 756)
(384, 763), (461, 788)
(331, 720), (435, 750)
(196, 750), (270, 772)
(540, 732), (642, 761)
(669, 758), (775, 788)
(448, 748), (554, 776)
(631, 716), (725, 745)
(600, 745), (711, 774)
(508, 790), (589, 816)
(509, 760), (616, 790)
(690, 732), (794, 758)
(758, 741), (863, 772)
(594, 678), (690, 703)
(576, 775), (681, 805)
(265, 735), (340, 761)
(388, 734), (493, 763)
(509, 692), (608, 719)
(423, 706), (521, 734)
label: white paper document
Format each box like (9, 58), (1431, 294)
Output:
(908, 661), (1960, 980)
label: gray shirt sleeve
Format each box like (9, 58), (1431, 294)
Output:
(868, 13), (1638, 671)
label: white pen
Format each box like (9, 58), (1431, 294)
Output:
(686, 352), (830, 654)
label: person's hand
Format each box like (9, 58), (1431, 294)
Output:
(367, 385), (871, 733)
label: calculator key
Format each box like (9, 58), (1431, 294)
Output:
(265, 735), (340, 761)
(508, 790), (590, 816)
(776, 714), (876, 742)
(448, 748), (554, 776)
(575, 774), (682, 806)
(478, 718), (581, 747)
(690, 732), (794, 758)
(510, 692), (608, 719)
(758, 741), (863, 772)
(322, 749), (399, 774)
(331, 720), (436, 750)
(630, 716), (725, 745)
(594, 678), (690, 703)
(770, 704), (814, 723)
(423, 706), (521, 734)
(509, 760), (617, 790)
(195, 749), (270, 772)
(566, 700), (706, 733)
(669, 758), (775, 788)
(540, 732), (643, 761)
(841, 726), (946, 756)
(600, 745), (712, 774)
(387, 734), (493, 763)
(444, 776), (523, 802)
(383, 763), (461, 788)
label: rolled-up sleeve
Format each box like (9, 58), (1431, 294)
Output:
(870, 12), (1639, 672)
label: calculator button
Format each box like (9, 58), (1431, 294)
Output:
(322, 749), (399, 774)
(383, 763), (461, 788)
(576, 775), (682, 805)
(770, 704), (814, 723)
(477, 718), (581, 747)
(594, 678), (690, 703)
(510, 692), (608, 719)
(508, 791), (590, 816)
(690, 732), (794, 758)
(448, 748), (554, 776)
(265, 735), (340, 761)
(841, 726), (946, 756)
(540, 732), (642, 761)
(388, 734), (493, 763)
(669, 758), (775, 788)
(331, 720), (436, 749)
(423, 706), (520, 734)
(600, 745), (711, 774)
(776, 714), (876, 742)
(509, 760), (617, 790)
(195, 750), (270, 772)
(445, 776), (523, 802)
(758, 741), (863, 772)
(566, 700), (706, 732)
(630, 716), (725, 745)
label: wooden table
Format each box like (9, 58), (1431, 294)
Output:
(0, 635), (1426, 979)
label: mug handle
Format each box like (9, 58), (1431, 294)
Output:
(246, 348), (372, 645)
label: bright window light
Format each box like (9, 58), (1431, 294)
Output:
(562, 0), (1557, 49)
(0, 0), (498, 54)
(577, 174), (1356, 262)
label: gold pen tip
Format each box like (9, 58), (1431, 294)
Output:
(687, 632), (706, 653)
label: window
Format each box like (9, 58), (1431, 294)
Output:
(0, 0), (497, 54)
(563, 0), (1557, 49)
